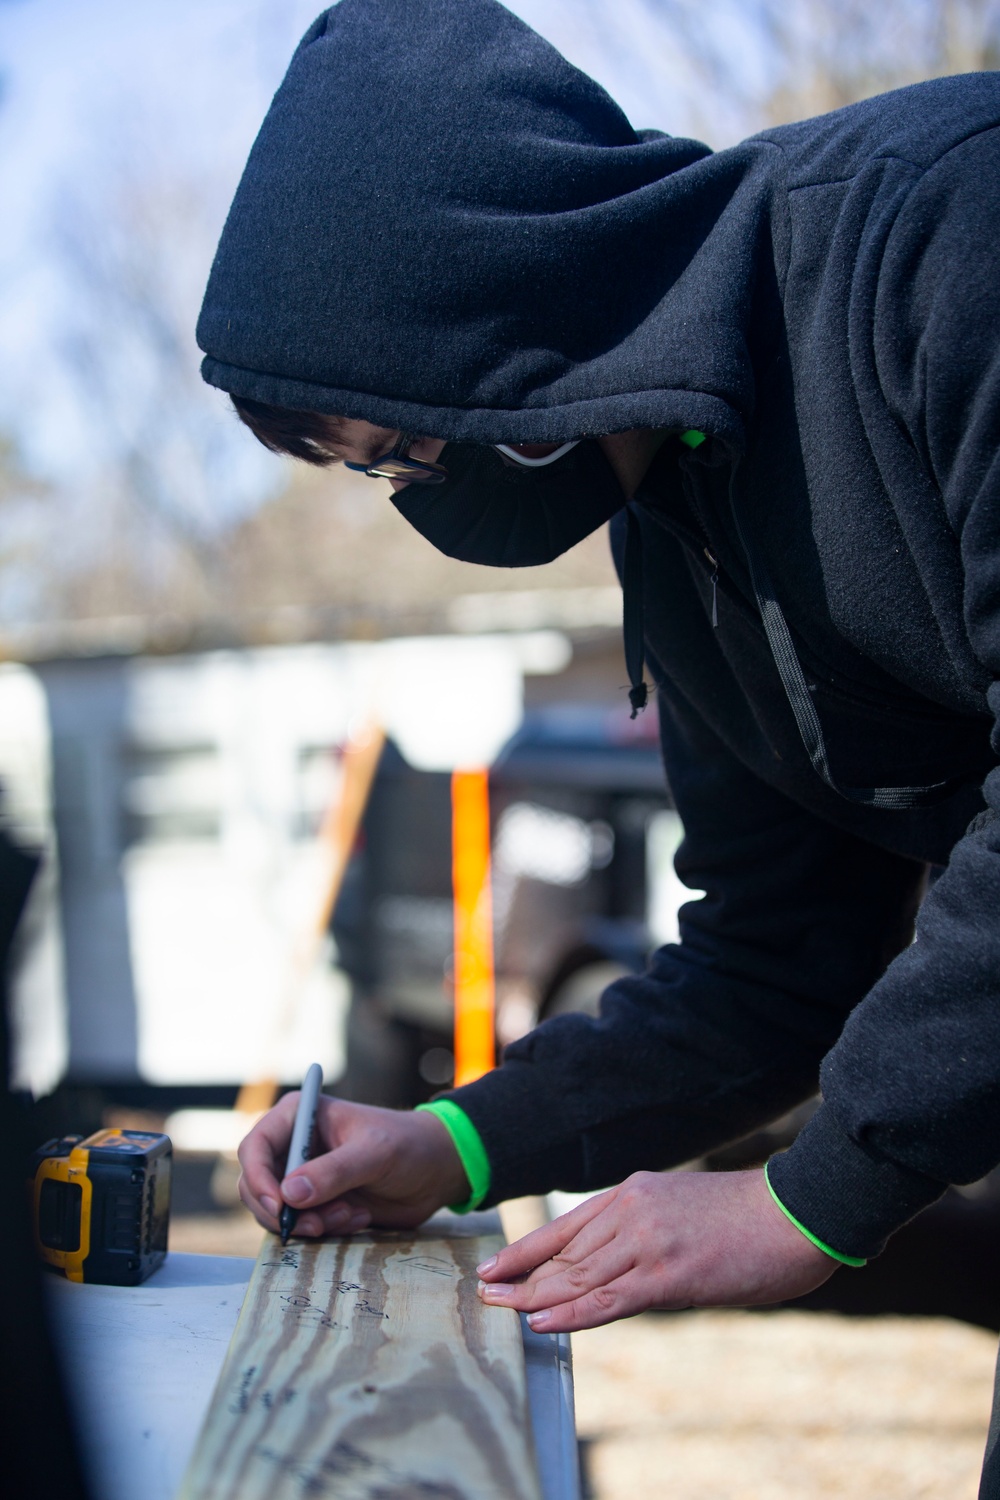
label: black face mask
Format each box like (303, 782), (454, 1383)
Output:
(387, 440), (626, 567)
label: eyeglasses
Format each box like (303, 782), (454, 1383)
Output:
(344, 434), (580, 486)
(343, 432), (448, 485)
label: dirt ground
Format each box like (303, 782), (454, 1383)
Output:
(170, 1186), (997, 1500)
(571, 1309), (995, 1500)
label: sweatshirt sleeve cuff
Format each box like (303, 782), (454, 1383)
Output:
(764, 1161), (866, 1266)
(438, 1062), (586, 1206)
(766, 1102), (946, 1260)
(414, 1100), (491, 1213)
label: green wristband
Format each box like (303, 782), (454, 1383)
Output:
(415, 1101), (491, 1214)
(679, 428), (707, 449)
(764, 1161), (867, 1267)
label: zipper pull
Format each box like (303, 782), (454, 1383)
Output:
(704, 548), (719, 629)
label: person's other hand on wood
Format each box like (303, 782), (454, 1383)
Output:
(237, 1095), (468, 1237)
(476, 1169), (836, 1332)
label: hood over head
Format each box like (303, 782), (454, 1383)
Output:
(197, 0), (776, 447)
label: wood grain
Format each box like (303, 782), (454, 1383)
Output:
(176, 1211), (541, 1500)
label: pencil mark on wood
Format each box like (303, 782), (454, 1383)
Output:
(291, 1308), (342, 1334)
(354, 1296), (389, 1319)
(397, 1255), (456, 1278)
(279, 1284), (384, 1329)
(258, 1387), (297, 1412)
(230, 1366), (257, 1415)
(178, 1215), (541, 1499)
(261, 1247), (302, 1270)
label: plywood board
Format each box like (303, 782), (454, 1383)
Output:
(176, 1211), (541, 1500)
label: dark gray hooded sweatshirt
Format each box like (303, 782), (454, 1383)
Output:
(198, 0), (1000, 1259)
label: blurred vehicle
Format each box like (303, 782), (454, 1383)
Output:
(333, 703), (685, 1107)
(0, 633), (552, 1103)
(0, 648), (358, 1099)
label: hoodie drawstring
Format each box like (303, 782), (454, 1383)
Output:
(623, 505), (648, 718)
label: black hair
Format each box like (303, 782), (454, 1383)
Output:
(231, 395), (344, 466)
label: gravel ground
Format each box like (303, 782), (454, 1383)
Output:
(572, 1309), (996, 1500)
(171, 1187), (998, 1499)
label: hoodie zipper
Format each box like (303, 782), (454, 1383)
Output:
(633, 481), (731, 632)
(636, 466), (981, 786)
(704, 548), (719, 628)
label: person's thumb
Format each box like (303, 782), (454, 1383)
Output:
(281, 1133), (393, 1209)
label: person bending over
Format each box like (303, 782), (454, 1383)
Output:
(196, 3), (1000, 1486)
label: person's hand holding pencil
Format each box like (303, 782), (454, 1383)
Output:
(238, 1092), (469, 1239)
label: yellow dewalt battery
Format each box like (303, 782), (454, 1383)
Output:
(29, 1128), (171, 1285)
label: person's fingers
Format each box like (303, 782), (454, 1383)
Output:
(238, 1095), (382, 1211)
(237, 1093), (302, 1207)
(280, 1129), (398, 1209)
(486, 1210), (622, 1305)
(294, 1197), (372, 1236)
(237, 1169), (280, 1231)
(480, 1239), (632, 1314)
(522, 1270), (653, 1334)
(289, 1208), (372, 1238)
(476, 1190), (615, 1280)
(293, 1212), (324, 1237)
(239, 1096), (451, 1233)
(310, 1205), (372, 1235)
(520, 1205), (623, 1286)
(237, 1164), (373, 1239)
